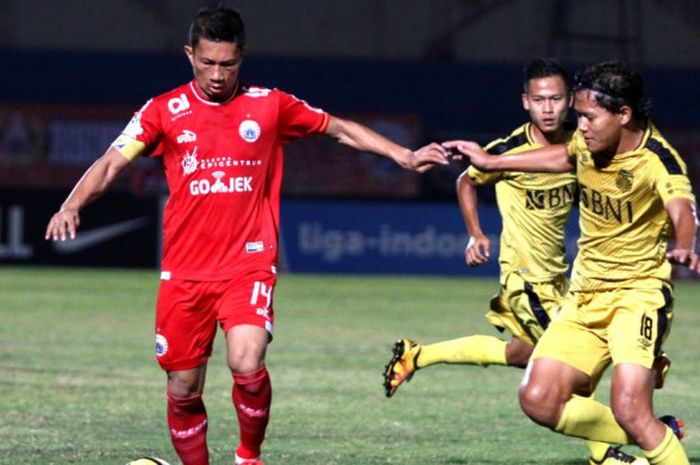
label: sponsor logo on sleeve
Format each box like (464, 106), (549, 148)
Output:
(121, 98), (154, 139)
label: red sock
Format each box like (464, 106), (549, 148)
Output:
(166, 390), (209, 465)
(232, 366), (272, 459)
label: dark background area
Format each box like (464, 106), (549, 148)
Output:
(2, 0), (699, 271)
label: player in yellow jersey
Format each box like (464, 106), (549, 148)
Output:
(445, 61), (696, 465)
(384, 58), (646, 464)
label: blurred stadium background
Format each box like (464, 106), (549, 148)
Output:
(1, 0), (700, 274)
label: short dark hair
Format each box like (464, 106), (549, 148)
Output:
(523, 58), (570, 93)
(573, 61), (651, 120)
(189, 5), (246, 48)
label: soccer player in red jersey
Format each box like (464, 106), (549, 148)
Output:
(45, 6), (448, 465)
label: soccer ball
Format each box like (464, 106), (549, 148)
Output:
(126, 458), (171, 465)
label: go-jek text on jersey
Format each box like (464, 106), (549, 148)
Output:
(111, 81), (329, 280)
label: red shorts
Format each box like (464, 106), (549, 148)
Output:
(154, 268), (276, 371)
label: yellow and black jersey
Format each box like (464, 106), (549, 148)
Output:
(467, 123), (577, 283)
(567, 123), (696, 291)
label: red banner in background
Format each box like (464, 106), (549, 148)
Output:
(282, 114), (424, 199)
(0, 103), (157, 193)
(0, 104), (424, 199)
(3, 102), (697, 204)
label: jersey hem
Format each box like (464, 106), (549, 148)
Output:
(160, 263), (277, 282)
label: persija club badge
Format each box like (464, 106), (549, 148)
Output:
(239, 120), (261, 142)
(155, 334), (169, 357)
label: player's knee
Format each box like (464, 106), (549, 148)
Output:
(228, 352), (264, 373)
(611, 394), (650, 438)
(167, 372), (204, 398)
(226, 326), (268, 373)
(229, 359), (263, 374)
(519, 382), (559, 426)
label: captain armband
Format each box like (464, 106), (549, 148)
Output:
(111, 134), (146, 161)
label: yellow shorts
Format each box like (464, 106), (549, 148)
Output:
(485, 271), (568, 346)
(532, 287), (673, 387)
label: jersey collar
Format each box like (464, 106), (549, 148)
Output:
(189, 80), (240, 106)
(524, 122), (536, 145)
(635, 121), (653, 151)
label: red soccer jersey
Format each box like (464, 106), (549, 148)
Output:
(118, 81), (329, 280)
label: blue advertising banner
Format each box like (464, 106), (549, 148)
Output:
(280, 200), (581, 276)
(4, 191), (584, 276)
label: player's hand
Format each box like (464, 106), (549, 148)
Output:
(45, 207), (81, 241)
(465, 234), (490, 267)
(406, 143), (449, 173)
(442, 140), (494, 171)
(666, 248), (699, 272)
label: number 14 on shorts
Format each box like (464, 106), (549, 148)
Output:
(251, 281), (273, 307)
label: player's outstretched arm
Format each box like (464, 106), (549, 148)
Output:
(324, 115), (449, 172)
(45, 147), (133, 241)
(456, 171), (490, 267)
(442, 140), (574, 173)
(665, 198), (700, 272)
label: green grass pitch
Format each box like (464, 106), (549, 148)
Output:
(1, 266), (698, 464)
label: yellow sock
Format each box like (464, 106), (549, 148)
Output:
(575, 394), (613, 462)
(586, 440), (613, 462)
(555, 395), (631, 445)
(417, 335), (507, 368)
(644, 426), (689, 465)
